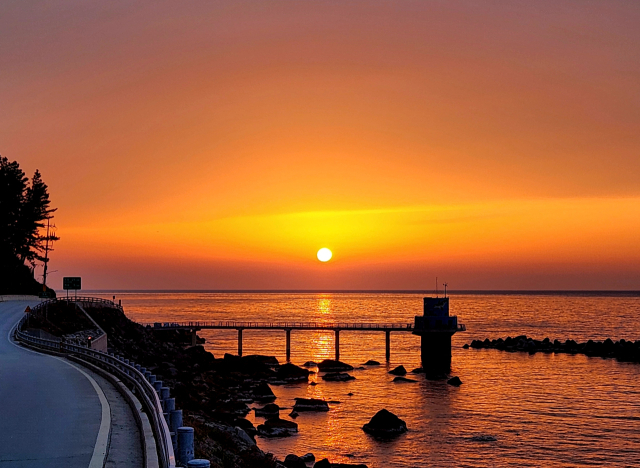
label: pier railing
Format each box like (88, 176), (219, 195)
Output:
(142, 321), (415, 330)
(13, 313), (176, 468)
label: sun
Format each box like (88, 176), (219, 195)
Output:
(317, 248), (332, 262)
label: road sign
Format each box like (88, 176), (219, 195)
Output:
(24, 306), (31, 313)
(63, 277), (81, 290)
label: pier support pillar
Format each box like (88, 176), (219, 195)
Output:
(420, 333), (452, 373)
(385, 331), (391, 362)
(285, 329), (291, 362)
(191, 329), (197, 346)
(237, 329), (243, 356)
(335, 330), (340, 361)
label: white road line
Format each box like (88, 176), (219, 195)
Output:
(6, 308), (112, 468)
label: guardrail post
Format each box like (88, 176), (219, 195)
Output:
(164, 397), (175, 413)
(149, 374), (156, 384)
(154, 380), (163, 392)
(170, 410), (183, 451)
(177, 427), (194, 466)
(160, 386), (170, 401)
(187, 460), (210, 468)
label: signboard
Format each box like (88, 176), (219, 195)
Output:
(63, 277), (81, 290)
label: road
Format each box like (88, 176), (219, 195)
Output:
(0, 299), (109, 468)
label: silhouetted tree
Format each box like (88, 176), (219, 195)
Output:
(0, 156), (58, 293)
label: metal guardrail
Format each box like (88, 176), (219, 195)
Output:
(142, 320), (416, 330)
(34, 296), (124, 311)
(13, 314), (176, 468)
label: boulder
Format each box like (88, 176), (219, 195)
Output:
(233, 418), (256, 437)
(289, 411), (299, 418)
(251, 382), (276, 401)
(301, 453), (315, 463)
(392, 376), (416, 383)
(257, 417), (298, 437)
(314, 460), (331, 468)
(322, 372), (355, 382)
(255, 403), (279, 418)
(274, 363), (310, 383)
(284, 454), (306, 468)
(447, 376), (462, 386)
(292, 398), (330, 412)
(410, 367), (425, 374)
(302, 361), (317, 367)
(362, 409), (408, 437)
(362, 360), (380, 366)
(388, 365), (407, 376)
(317, 359), (354, 372)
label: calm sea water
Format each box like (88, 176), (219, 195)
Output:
(89, 292), (640, 467)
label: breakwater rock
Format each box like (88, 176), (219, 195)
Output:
(362, 409), (408, 437)
(465, 335), (640, 363)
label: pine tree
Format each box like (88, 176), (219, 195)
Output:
(0, 156), (59, 293)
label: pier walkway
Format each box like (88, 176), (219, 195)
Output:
(0, 299), (125, 468)
(144, 320), (464, 361)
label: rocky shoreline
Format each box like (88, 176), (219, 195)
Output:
(81, 304), (379, 468)
(465, 335), (640, 363)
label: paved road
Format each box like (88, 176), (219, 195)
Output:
(0, 300), (109, 468)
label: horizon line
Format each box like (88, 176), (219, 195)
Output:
(69, 289), (640, 295)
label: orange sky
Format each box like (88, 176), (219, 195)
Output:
(2, 1), (639, 290)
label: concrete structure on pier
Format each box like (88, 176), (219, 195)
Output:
(412, 297), (466, 372)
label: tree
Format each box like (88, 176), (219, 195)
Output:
(0, 156), (59, 293)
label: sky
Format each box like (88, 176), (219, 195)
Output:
(2, 1), (639, 290)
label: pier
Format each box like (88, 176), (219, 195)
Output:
(145, 319), (465, 362)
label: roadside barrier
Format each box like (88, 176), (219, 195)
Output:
(13, 307), (189, 468)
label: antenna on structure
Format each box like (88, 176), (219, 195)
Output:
(443, 282), (448, 298)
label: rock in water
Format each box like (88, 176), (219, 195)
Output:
(274, 363), (310, 383)
(255, 403), (279, 418)
(292, 398), (330, 412)
(301, 453), (315, 463)
(362, 409), (408, 437)
(388, 365), (407, 376)
(284, 454), (306, 468)
(392, 376), (417, 383)
(322, 372), (356, 382)
(318, 359), (354, 372)
(257, 417), (298, 437)
(363, 360), (380, 366)
(302, 361), (317, 367)
(447, 376), (462, 386)
(314, 460), (331, 468)
(252, 382), (276, 401)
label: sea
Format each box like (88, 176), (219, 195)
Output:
(87, 291), (640, 468)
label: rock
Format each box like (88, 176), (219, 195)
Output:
(314, 460), (331, 468)
(309, 381), (317, 386)
(289, 411), (299, 418)
(301, 453), (315, 463)
(243, 354), (280, 366)
(233, 418), (257, 437)
(322, 372), (355, 382)
(274, 363), (310, 383)
(392, 376), (416, 383)
(362, 360), (380, 366)
(302, 361), (317, 367)
(251, 382), (277, 401)
(255, 403), (279, 418)
(447, 376), (462, 386)
(284, 454), (306, 468)
(462, 343), (470, 349)
(317, 359), (354, 372)
(362, 409), (408, 437)
(257, 417), (298, 437)
(347, 392), (354, 396)
(388, 365), (407, 376)
(232, 426), (256, 448)
(292, 398), (330, 412)
(410, 367), (424, 374)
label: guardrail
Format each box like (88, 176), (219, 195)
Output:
(142, 320), (415, 330)
(33, 296), (123, 311)
(13, 314), (176, 468)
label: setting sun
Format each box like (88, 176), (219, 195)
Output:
(317, 248), (333, 262)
